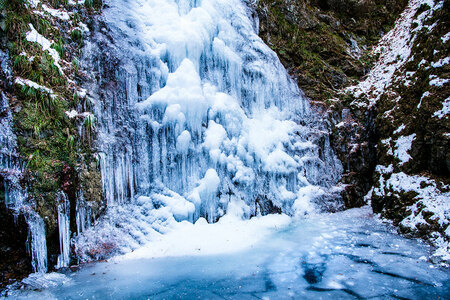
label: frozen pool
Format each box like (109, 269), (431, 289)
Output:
(8, 208), (450, 299)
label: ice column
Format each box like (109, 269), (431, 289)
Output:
(56, 192), (71, 269)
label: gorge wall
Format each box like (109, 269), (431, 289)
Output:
(0, 0), (448, 288)
(256, 0), (449, 261)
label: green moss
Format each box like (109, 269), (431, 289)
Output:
(2, 0), (98, 209)
(256, 0), (407, 102)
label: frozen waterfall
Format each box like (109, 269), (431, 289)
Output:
(75, 0), (343, 259)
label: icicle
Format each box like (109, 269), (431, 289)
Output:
(26, 211), (48, 273)
(74, 0), (344, 256)
(1, 85), (49, 273)
(56, 192), (70, 269)
(76, 190), (91, 235)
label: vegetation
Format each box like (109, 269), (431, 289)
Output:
(256, 0), (408, 102)
(0, 0), (99, 232)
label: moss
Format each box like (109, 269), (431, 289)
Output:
(256, 0), (407, 102)
(2, 0), (101, 224)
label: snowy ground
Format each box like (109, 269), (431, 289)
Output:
(7, 207), (449, 299)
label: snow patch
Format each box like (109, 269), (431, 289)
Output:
(394, 134), (416, 165)
(347, 0), (443, 106)
(40, 4), (71, 21)
(433, 97), (449, 119)
(431, 57), (449, 68)
(373, 170), (450, 261)
(14, 77), (55, 97)
(393, 124), (406, 135)
(117, 213), (291, 260)
(25, 24), (64, 75)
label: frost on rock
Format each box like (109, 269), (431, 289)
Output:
(372, 168), (450, 262)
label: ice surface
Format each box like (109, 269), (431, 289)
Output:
(10, 208), (450, 299)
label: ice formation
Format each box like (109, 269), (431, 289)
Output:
(74, 0), (342, 259)
(0, 52), (48, 273)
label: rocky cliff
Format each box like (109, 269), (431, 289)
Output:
(0, 0), (104, 286)
(256, 0), (449, 261)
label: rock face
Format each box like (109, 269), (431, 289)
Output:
(256, 0), (449, 260)
(256, 0), (407, 101)
(0, 186), (32, 288)
(0, 0), (104, 286)
(353, 0), (449, 261)
(255, 0), (408, 207)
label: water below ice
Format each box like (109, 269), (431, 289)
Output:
(12, 207), (450, 299)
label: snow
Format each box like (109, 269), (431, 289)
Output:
(393, 124), (406, 135)
(140, 192), (195, 222)
(429, 75), (449, 87)
(203, 120), (227, 162)
(346, 0), (444, 106)
(394, 134), (416, 165)
(417, 91), (430, 108)
(433, 97), (449, 119)
(75, 22), (89, 33)
(65, 110), (92, 119)
(65, 110), (78, 119)
(118, 213), (291, 260)
(38, 4), (71, 21)
(381, 138), (393, 155)
(136, 58), (207, 134)
(14, 77), (55, 97)
(25, 24), (64, 75)
(442, 32), (450, 43)
(373, 170), (450, 261)
(68, 0), (86, 5)
(27, 0), (41, 8)
(431, 57), (449, 68)
(293, 186), (322, 216)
